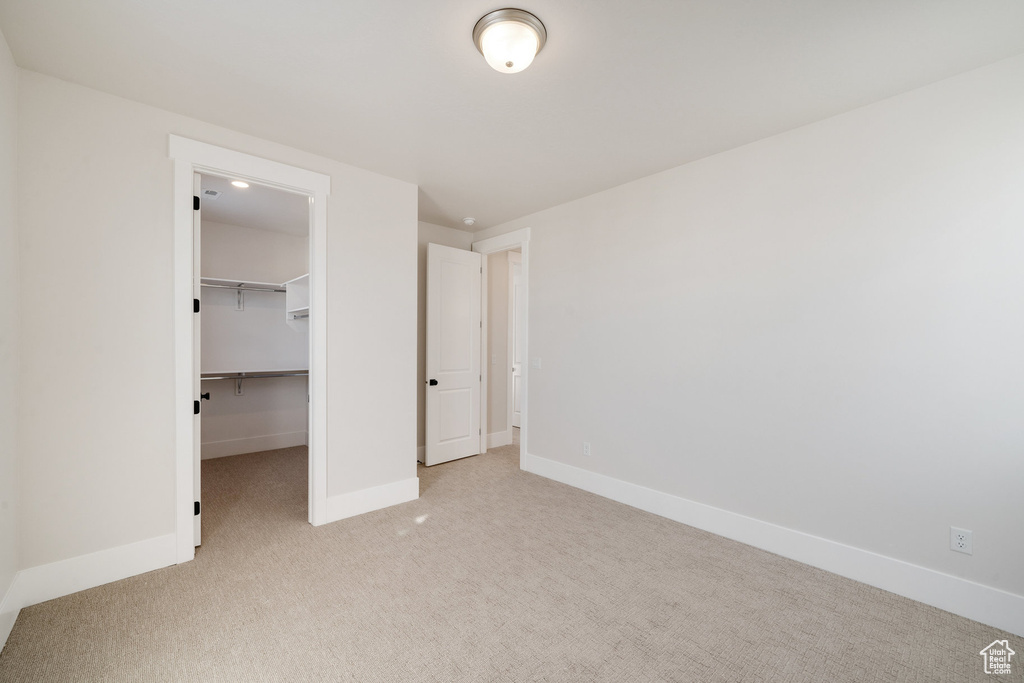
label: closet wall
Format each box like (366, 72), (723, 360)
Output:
(200, 219), (309, 459)
(202, 221), (307, 284)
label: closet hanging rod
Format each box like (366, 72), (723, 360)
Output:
(200, 283), (286, 293)
(200, 370), (308, 381)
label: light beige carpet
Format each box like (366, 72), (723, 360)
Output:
(0, 444), (1014, 682)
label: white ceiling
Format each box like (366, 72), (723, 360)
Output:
(2, 1), (1023, 232)
(200, 174), (309, 236)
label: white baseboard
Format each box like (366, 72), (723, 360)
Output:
(324, 477), (419, 525)
(201, 431), (308, 459)
(522, 453), (1024, 637)
(487, 430), (512, 449)
(0, 533), (177, 651)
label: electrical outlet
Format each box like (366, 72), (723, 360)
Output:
(582, 442), (591, 457)
(950, 527), (973, 555)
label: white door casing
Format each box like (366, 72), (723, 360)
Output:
(425, 243), (482, 466)
(172, 135), (331, 564)
(508, 251), (523, 429)
(472, 228), (530, 464)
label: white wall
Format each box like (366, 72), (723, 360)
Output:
(201, 220), (308, 285)
(474, 55), (1024, 605)
(0, 27), (20, 633)
(200, 375), (308, 459)
(200, 221), (309, 374)
(17, 70), (417, 568)
(486, 251), (510, 439)
(200, 221), (309, 459)
(416, 221), (474, 456)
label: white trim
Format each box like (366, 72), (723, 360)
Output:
(0, 534), (177, 649)
(473, 228), (530, 466)
(168, 137), (331, 195)
(201, 431), (308, 459)
(324, 478), (420, 524)
(172, 158), (195, 564)
(307, 183), (329, 527)
(479, 255), (490, 455)
(170, 135), (331, 554)
(506, 251), (522, 433)
(473, 228), (531, 254)
(487, 430), (512, 449)
(0, 577), (17, 650)
(522, 452), (1024, 637)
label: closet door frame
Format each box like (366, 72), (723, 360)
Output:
(170, 135), (331, 564)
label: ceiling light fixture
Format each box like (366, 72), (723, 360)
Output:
(231, 180), (250, 188)
(473, 8), (546, 74)
(463, 217), (476, 227)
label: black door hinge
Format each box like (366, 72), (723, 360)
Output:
(194, 400), (200, 415)
(194, 501), (201, 516)
(193, 298), (200, 313)
(193, 195), (200, 211)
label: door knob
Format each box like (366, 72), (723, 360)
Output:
(200, 392), (210, 400)
(428, 379), (438, 386)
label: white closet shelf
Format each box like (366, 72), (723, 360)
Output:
(201, 370), (308, 381)
(284, 274), (310, 320)
(201, 277), (286, 292)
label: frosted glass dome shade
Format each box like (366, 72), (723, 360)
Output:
(473, 9), (546, 74)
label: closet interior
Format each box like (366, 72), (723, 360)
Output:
(198, 174), (310, 471)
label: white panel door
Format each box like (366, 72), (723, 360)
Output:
(509, 252), (523, 428)
(192, 172), (203, 546)
(425, 243), (482, 466)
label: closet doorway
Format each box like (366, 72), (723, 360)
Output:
(194, 173), (311, 546)
(171, 136), (330, 563)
